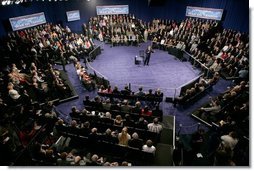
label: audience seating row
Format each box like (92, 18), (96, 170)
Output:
(97, 92), (163, 103)
(83, 105), (163, 122)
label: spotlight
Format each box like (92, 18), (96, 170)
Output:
(6, 0), (11, 5)
(15, 0), (21, 4)
(2, 0), (7, 5)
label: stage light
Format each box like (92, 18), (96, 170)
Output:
(2, 0), (7, 5)
(6, 0), (11, 5)
(15, 0), (21, 4)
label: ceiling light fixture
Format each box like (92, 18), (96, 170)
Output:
(15, 0), (21, 4)
(6, 0), (11, 5)
(2, 0), (7, 5)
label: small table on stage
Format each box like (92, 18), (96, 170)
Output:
(135, 55), (143, 66)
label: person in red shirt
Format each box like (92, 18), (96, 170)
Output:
(141, 106), (152, 116)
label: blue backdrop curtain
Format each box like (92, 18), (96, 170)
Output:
(0, 0), (249, 37)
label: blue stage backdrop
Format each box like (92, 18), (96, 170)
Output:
(0, 0), (249, 37)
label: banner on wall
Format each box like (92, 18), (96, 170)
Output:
(9, 12), (46, 31)
(66, 10), (80, 22)
(96, 5), (129, 15)
(186, 6), (223, 20)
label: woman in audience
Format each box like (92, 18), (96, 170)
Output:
(118, 127), (131, 146)
(114, 115), (124, 127)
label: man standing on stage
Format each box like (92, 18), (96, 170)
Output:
(144, 45), (154, 66)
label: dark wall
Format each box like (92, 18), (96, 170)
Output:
(0, 0), (249, 37)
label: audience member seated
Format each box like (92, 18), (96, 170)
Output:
(7, 82), (21, 105)
(147, 118), (163, 134)
(100, 128), (118, 144)
(80, 121), (91, 136)
(114, 115), (124, 127)
(199, 98), (221, 122)
(135, 87), (145, 96)
(102, 99), (111, 110)
(124, 114), (135, 127)
(220, 131), (238, 151)
(112, 86), (120, 94)
(214, 143), (235, 166)
(128, 132), (144, 150)
(88, 127), (100, 147)
(57, 152), (71, 166)
(121, 99), (131, 113)
(141, 106), (153, 116)
(69, 106), (81, 118)
(142, 139), (156, 155)
(121, 86), (131, 96)
(132, 101), (142, 114)
(86, 154), (103, 166)
(135, 117), (148, 130)
(118, 127), (131, 146)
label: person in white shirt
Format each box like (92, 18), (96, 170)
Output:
(221, 131), (238, 150)
(8, 83), (20, 100)
(147, 118), (163, 134)
(142, 139), (156, 155)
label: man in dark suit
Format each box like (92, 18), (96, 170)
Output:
(144, 45), (154, 66)
(128, 132), (144, 150)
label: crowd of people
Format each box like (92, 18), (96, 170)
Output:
(85, 14), (145, 46)
(0, 23), (97, 165)
(0, 12), (249, 166)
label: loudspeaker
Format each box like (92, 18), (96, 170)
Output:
(148, 0), (166, 6)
